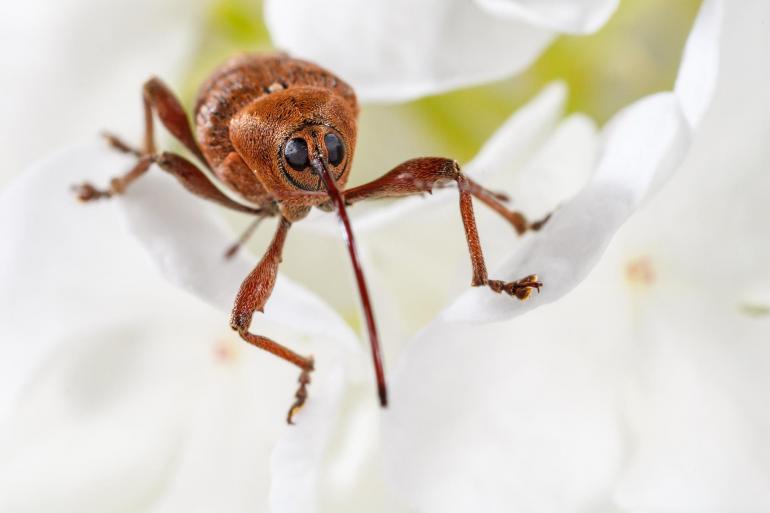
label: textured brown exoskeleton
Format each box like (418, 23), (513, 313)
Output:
(74, 53), (547, 424)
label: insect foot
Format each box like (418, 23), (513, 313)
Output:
(488, 274), (542, 301)
(71, 182), (111, 202)
(287, 359), (315, 425)
(529, 213), (552, 232)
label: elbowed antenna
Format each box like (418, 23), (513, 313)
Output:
(310, 158), (388, 407)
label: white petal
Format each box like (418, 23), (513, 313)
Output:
(613, 291), (770, 511)
(0, 145), (224, 511)
(143, 325), (352, 513)
(478, 111), (598, 220)
(612, 1), (770, 506)
(0, 0), (207, 187)
(0, 143), (364, 511)
(674, 0), (723, 129)
(270, 354), (350, 513)
(467, 82), (570, 181)
(0, 145), (170, 418)
(444, 0), (724, 323)
(662, 0), (770, 293)
(0, 317), (216, 513)
(265, 0), (554, 102)
(445, 93), (688, 323)
(474, 0), (618, 34)
(353, 82), (570, 231)
(381, 256), (631, 512)
(351, 108), (598, 334)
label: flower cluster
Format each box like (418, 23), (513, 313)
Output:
(1, 1), (769, 512)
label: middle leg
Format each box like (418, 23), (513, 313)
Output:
(459, 177), (551, 235)
(343, 157), (542, 300)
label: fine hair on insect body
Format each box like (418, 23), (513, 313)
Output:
(73, 53), (547, 424)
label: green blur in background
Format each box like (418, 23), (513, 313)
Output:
(183, 0), (700, 182)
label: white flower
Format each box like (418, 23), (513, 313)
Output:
(2, 0), (766, 512)
(265, 0), (619, 101)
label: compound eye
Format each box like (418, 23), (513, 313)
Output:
(284, 138), (309, 171)
(324, 133), (344, 166)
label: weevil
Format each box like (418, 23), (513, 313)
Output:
(73, 53), (547, 423)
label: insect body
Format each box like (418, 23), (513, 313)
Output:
(74, 53), (545, 423)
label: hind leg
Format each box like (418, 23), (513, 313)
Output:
(459, 177), (551, 235)
(73, 77), (213, 201)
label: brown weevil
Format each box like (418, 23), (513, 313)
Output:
(73, 53), (546, 423)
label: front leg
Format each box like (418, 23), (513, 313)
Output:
(230, 217), (315, 424)
(345, 158), (547, 235)
(344, 158), (542, 300)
